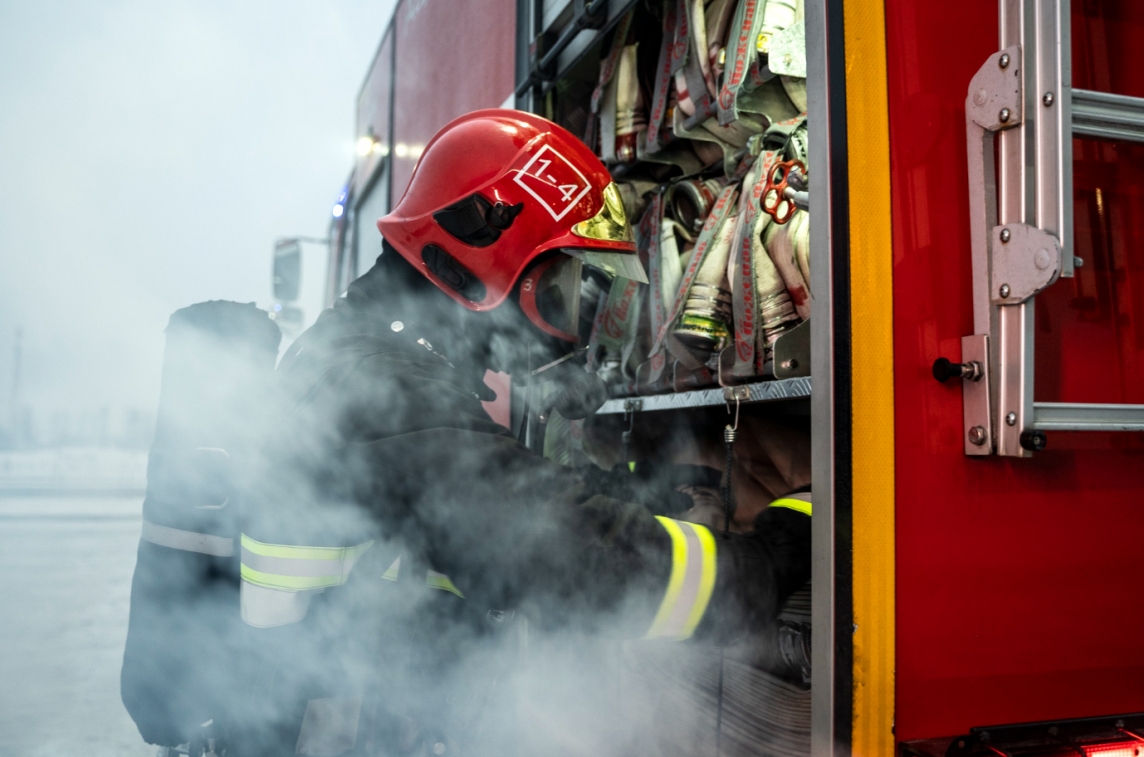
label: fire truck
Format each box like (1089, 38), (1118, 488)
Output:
(269, 0), (1144, 753)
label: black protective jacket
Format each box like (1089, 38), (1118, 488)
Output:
(237, 256), (811, 751)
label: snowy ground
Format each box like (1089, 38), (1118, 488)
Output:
(0, 448), (147, 494)
(0, 495), (153, 757)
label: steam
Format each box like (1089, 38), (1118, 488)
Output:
(111, 233), (814, 755)
(118, 268), (684, 755)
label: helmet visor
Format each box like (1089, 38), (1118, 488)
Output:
(572, 183), (634, 244)
(520, 255), (583, 342)
(565, 249), (648, 284)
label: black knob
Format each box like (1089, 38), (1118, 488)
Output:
(933, 357), (983, 383)
(486, 201), (524, 230)
(932, 357), (957, 382)
(1019, 430), (1047, 451)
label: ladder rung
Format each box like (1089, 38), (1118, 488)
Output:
(1072, 88), (1144, 144)
(1033, 402), (1144, 431)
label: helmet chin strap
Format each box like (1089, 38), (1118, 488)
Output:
(531, 346), (588, 376)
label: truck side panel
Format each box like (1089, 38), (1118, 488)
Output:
(390, 0), (516, 204)
(886, 0), (1144, 741)
(355, 28), (394, 200)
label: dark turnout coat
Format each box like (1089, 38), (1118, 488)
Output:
(236, 258), (811, 754)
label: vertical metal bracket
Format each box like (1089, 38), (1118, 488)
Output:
(961, 335), (993, 455)
(960, 0), (1074, 457)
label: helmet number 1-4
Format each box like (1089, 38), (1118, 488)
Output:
(512, 145), (592, 222)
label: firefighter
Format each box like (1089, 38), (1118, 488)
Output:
(236, 109), (811, 756)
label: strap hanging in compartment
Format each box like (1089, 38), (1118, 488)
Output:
(717, 0), (767, 126)
(644, 194), (677, 387)
(645, 0), (678, 154)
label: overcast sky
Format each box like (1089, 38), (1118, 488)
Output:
(0, 1), (395, 435)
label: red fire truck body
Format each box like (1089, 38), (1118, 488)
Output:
(888, 0), (1144, 743)
(282, 0), (1144, 751)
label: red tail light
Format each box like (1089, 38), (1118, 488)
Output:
(1084, 743), (1144, 757)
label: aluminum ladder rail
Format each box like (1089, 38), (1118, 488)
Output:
(957, 0), (1144, 456)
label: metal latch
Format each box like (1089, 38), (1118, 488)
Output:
(723, 386), (751, 402)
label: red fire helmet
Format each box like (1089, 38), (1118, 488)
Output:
(377, 109), (646, 341)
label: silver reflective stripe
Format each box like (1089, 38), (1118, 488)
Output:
(239, 535), (374, 591)
(241, 549), (361, 579)
(241, 581), (318, 628)
(645, 517), (717, 641)
(660, 521), (704, 637)
(295, 696), (361, 756)
(141, 520), (234, 557)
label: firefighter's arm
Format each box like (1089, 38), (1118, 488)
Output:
(564, 486), (812, 643)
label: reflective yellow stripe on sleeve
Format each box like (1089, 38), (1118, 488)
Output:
(426, 570), (465, 598)
(239, 533), (374, 592)
(769, 493), (812, 517)
(378, 557), (464, 597)
(644, 517), (717, 641)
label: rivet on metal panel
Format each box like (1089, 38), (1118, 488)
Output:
(1000, 227), (1011, 243)
(1006, 411), (1017, 426)
(999, 107), (1011, 123)
(968, 426), (987, 446)
(1042, 91), (1054, 107)
(998, 53), (1010, 69)
(999, 284), (1011, 298)
(1074, 256), (1084, 268)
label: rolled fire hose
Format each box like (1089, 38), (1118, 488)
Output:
(753, 210), (801, 361)
(674, 206), (738, 355)
(613, 44), (646, 163)
(794, 205), (810, 292)
(763, 208), (811, 320)
(665, 178), (723, 241)
(659, 219), (688, 307)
